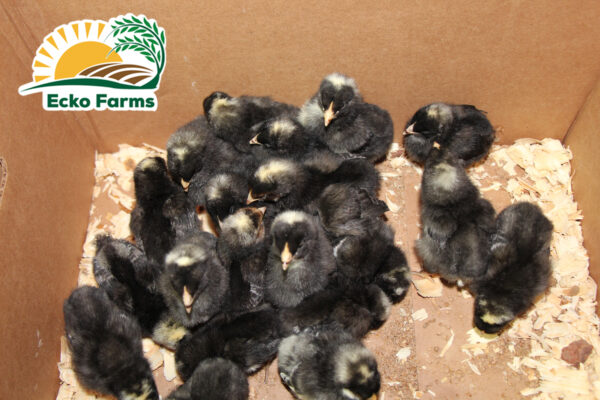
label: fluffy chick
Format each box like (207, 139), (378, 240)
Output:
(175, 305), (282, 380)
(166, 116), (211, 183)
(249, 115), (321, 160)
(471, 202), (553, 333)
(93, 235), (188, 349)
(264, 211), (336, 308)
(416, 147), (496, 286)
(203, 91), (298, 153)
(203, 172), (249, 230)
(63, 286), (158, 400)
(278, 329), (380, 400)
(280, 278), (391, 339)
(166, 358), (249, 400)
(130, 157), (200, 263)
(159, 232), (229, 328)
(403, 103), (495, 166)
(217, 207), (269, 312)
(298, 73), (393, 162)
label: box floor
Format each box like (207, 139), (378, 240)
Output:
(60, 142), (597, 400)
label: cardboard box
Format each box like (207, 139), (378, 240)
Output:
(1, 1), (599, 398)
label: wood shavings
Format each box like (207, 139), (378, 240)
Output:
(463, 359), (482, 376)
(412, 308), (428, 322)
(161, 348), (178, 382)
(439, 329), (454, 358)
(411, 272), (443, 297)
(385, 194), (400, 213)
(396, 347), (412, 363)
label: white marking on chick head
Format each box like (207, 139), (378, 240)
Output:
(298, 98), (323, 128)
(324, 73), (359, 93)
(171, 147), (188, 160)
(221, 211), (253, 234)
(165, 244), (206, 267)
(480, 311), (513, 325)
(334, 344), (375, 385)
(426, 103), (452, 123)
(271, 119), (296, 137)
(152, 320), (188, 346)
(341, 388), (361, 400)
(255, 159), (296, 183)
(274, 210), (309, 226)
(120, 381), (153, 400)
(431, 163), (458, 191)
(206, 174), (232, 200)
(209, 97), (239, 121)
(138, 158), (160, 171)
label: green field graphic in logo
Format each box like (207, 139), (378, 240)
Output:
(18, 14), (166, 111)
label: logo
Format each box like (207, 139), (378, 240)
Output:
(18, 14), (166, 111)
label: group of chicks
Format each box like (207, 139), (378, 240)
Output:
(62, 72), (553, 400)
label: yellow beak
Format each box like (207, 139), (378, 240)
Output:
(323, 102), (335, 127)
(249, 134), (260, 145)
(247, 191), (259, 204)
(433, 141), (441, 149)
(182, 286), (193, 314)
(281, 242), (293, 271)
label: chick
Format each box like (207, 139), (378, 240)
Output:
(129, 157), (200, 264)
(203, 172), (249, 231)
(217, 207), (269, 312)
(298, 73), (393, 162)
(175, 305), (282, 380)
(93, 235), (188, 349)
(166, 358), (249, 400)
(203, 91), (298, 153)
(278, 329), (380, 400)
(166, 116), (211, 184)
(159, 232), (229, 328)
(280, 278), (391, 339)
(264, 211), (336, 308)
(403, 103), (495, 166)
(63, 286), (158, 400)
(416, 147), (496, 286)
(471, 202), (553, 333)
(249, 115), (321, 160)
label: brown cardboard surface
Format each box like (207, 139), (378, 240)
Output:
(0, 15), (96, 400)
(4, 1), (600, 151)
(565, 77), (600, 311)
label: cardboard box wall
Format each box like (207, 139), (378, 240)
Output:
(1, 1), (599, 398)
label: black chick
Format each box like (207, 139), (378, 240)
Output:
(166, 358), (249, 400)
(175, 305), (282, 380)
(217, 207), (269, 313)
(203, 91), (298, 153)
(166, 116), (211, 184)
(416, 147), (496, 286)
(93, 235), (188, 349)
(63, 286), (158, 400)
(403, 102), (495, 166)
(471, 202), (553, 333)
(280, 278), (391, 339)
(129, 157), (200, 264)
(249, 115), (321, 160)
(159, 232), (229, 328)
(264, 211), (336, 308)
(298, 73), (393, 163)
(203, 172), (249, 231)
(278, 329), (380, 400)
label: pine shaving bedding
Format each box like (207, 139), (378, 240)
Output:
(56, 139), (598, 400)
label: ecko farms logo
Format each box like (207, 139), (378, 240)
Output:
(18, 14), (166, 111)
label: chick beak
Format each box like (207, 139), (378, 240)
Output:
(182, 286), (194, 314)
(247, 191), (259, 204)
(249, 134), (260, 145)
(404, 123), (416, 135)
(367, 395), (378, 400)
(323, 102), (335, 127)
(433, 141), (441, 149)
(281, 242), (293, 271)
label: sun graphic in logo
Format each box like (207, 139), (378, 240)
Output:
(20, 15), (166, 93)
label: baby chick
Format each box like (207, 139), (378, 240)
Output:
(166, 116), (211, 184)
(93, 235), (188, 349)
(203, 91), (298, 153)
(280, 278), (391, 339)
(403, 103), (495, 166)
(298, 73), (393, 162)
(159, 232), (229, 328)
(203, 172), (249, 231)
(264, 211), (336, 308)
(130, 157), (200, 264)
(278, 329), (380, 400)
(63, 286), (158, 400)
(249, 115), (321, 160)
(166, 358), (249, 400)
(217, 207), (269, 312)
(416, 147), (496, 286)
(175, 305), (282, 380)
(471, 202), (553, 333)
